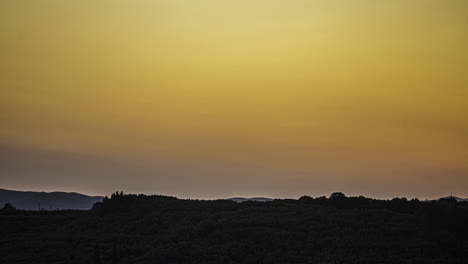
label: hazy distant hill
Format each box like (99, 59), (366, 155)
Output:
(228, 197), (273, 203)
(0, 188), (103, 210)
(439, 195), (468, 202)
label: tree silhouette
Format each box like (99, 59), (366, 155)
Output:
(2, 203), (16, 211)
(329, 192), (346, 200)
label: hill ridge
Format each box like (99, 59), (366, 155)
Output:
(0, 188), (103, 210)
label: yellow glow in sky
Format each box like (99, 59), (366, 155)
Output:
(1, 0), (467, 198)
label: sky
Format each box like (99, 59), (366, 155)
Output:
(1, 0), (467, 199)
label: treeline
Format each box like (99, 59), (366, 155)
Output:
(1, 192), (467, 263)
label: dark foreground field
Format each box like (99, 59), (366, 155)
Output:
(1, 193), (467, 264)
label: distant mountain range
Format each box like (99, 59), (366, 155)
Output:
(0, 188), (103, 210)
(1, 188), (467, 210)
(228, 197), (273, 203)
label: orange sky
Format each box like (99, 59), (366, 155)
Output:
(1, 0), (467, 199)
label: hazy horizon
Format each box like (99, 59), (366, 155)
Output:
(0, 185), (463, 202)
(1, 1), (467, 200)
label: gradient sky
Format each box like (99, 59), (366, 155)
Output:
(1, 0), (467, 199)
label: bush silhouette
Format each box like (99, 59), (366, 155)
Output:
(2, 203), (16, 211)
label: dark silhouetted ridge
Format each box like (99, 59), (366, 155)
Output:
(1, 191), (468, 263)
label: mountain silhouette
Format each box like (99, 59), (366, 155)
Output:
(0, 188), (103, 210)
